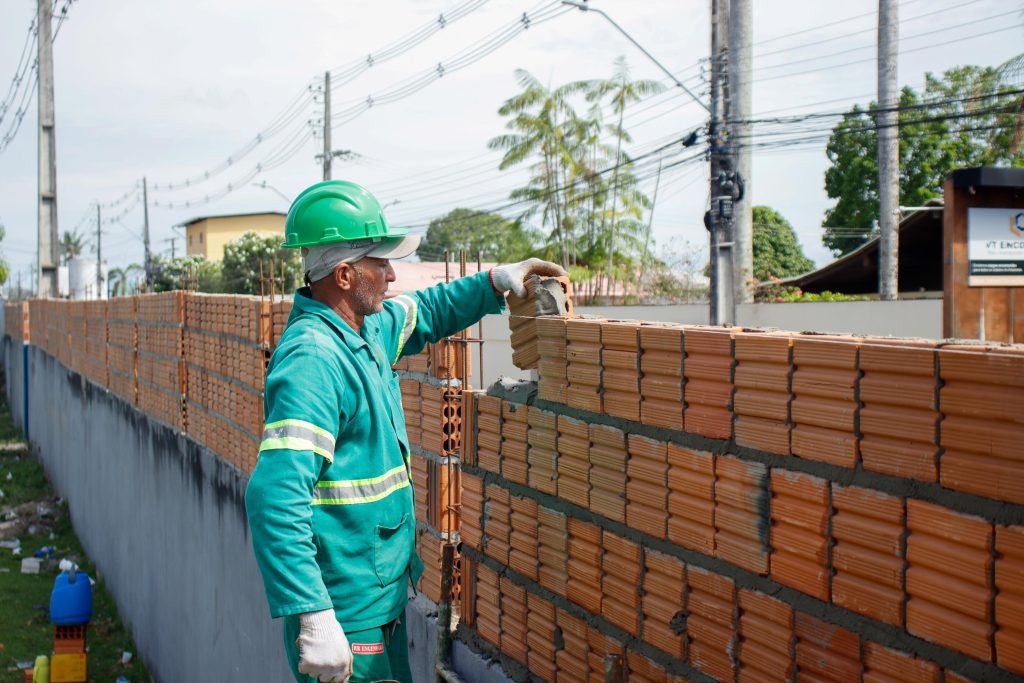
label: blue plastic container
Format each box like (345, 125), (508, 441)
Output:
(50, 570), (93, 625)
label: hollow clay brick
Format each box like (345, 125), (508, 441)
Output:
(862, 641), (940, 683)
(734, 331), (793, 456)
(738, 589), (794, 681)
(687, 566), (736, 682)
(715, 455), (770, 575)
(939, 345), (1024, 504)
(995, 524), (1024, 675)
(643, 549), (685, 659)
(791, 336), (861, 468)
(683, 328), (736, 440)
(831, 484), (904, 626)
(906, 499), (994, 661)
(667, 444), (715, 555)
(555, 609), (589, 683)
(795, 613), (860, 681)
(859, 339), (939, 482)
(771, 470), (829, 601)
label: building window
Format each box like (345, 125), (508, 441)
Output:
(189, 234), (193, 246)
(199, 232), (204, 244)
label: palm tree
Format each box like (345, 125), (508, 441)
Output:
(586, 57), (664, 296)
(108, 263), (142, 297)
(60, 230), (85, 265)
(488, 70), (592, 270)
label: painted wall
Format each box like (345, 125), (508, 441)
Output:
(186, 213), (284, 260)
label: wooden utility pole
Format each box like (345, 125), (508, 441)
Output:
(322, 71), (332, 181)
(729, 0), (752, 303)
(37, 0), (59, 297)
(709, 0), (735, 325)
(877, 0), (899, 299)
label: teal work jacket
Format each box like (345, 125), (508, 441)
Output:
(245, 271), (503, 631)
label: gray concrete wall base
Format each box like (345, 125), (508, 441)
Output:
(2, 345), (513, 683)
(21, 347), (289, 682)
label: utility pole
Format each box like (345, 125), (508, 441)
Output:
(708, 0), (735, 325)
(96, 203), (103, 299)
(164, 237), (177, 258)
(37, 0), (59, 297)
(322, 71), (332, 181)
(142, 176), (152, 289)
(729, 0), (752, 304)
(877, 0), (899, 300)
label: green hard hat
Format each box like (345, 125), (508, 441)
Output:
(282, 180), (409, 248)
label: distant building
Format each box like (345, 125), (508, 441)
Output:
(184, 211), (285, 261)
(782, 200), (944, 297)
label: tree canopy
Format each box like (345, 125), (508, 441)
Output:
(150, 255), (223, 293)
(752, 206), (814, 281)
(488, 59), (662, 301)
(221, 232), (302, 295)
(822, 64), (1023, 256)
(417, 208), (537, 263)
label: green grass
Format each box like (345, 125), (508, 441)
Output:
(0, 379), (151, 682)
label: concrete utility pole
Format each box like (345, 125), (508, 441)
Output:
(877, 0), (899, 300)
(142, 176), (152, 289)
(708, 0), (735, 325)
(37, 0), (59, 297)
(96, 203), (103, 299)
(322, 71), (332, 181)
(729, 0), (753, 304)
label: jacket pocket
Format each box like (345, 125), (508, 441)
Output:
(373, 513), (411, 588)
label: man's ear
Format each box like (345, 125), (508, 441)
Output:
(334, 262), (357, 292)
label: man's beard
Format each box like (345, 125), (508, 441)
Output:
(352, 269), (385, 315)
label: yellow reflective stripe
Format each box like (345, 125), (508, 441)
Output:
(258, 436), (334, 463)
(313, 465), (409, 505)
(317, 464), (407, 488)
(263, 419), (336, 447)
(311, 478), (410, 506)
(391, 296), (418, 364)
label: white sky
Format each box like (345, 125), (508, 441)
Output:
(0, 0), (1020, 286)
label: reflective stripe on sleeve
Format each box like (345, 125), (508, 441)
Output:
(312, 465), (411, 505)
(259, 419), (336, 462)
(391, 295), (418, 364)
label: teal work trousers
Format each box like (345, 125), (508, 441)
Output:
(284, 612), (412, 683)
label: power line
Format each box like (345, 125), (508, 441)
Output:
(327, 0), (493, 89)
(751, 0), (985, 60)
(748, 9), (1021, 77)
(751, 23), (1024, 85)
(329, 2), (571, 131)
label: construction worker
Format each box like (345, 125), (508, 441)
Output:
(245, 179), (565, 683)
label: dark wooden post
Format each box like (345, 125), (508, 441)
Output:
(943, 167), (1024, 342)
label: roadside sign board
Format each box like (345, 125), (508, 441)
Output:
(967, 207), (1024, 286)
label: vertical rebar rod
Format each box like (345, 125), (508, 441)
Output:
(435, 542), (456, 682)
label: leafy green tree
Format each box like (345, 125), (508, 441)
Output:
(489, 60), (658, 301)
(822, 65), (1024, 256)
(150, 255), (223, 292)
(108, 264), (142, 296)
(0, 223), (8, 286)
(60, 229), (85, 265)
(752, 206), (814, 281)
(221, 232), (302, 295)
(417, 208), (538, 262)
(585, 56), (663, 295)
(489, 69), (589, 270)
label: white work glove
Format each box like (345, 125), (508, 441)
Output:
(490, 258), (568, 297)
(296, 609), (353, 683)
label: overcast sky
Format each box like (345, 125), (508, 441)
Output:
(0, 0), (1020, 286)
